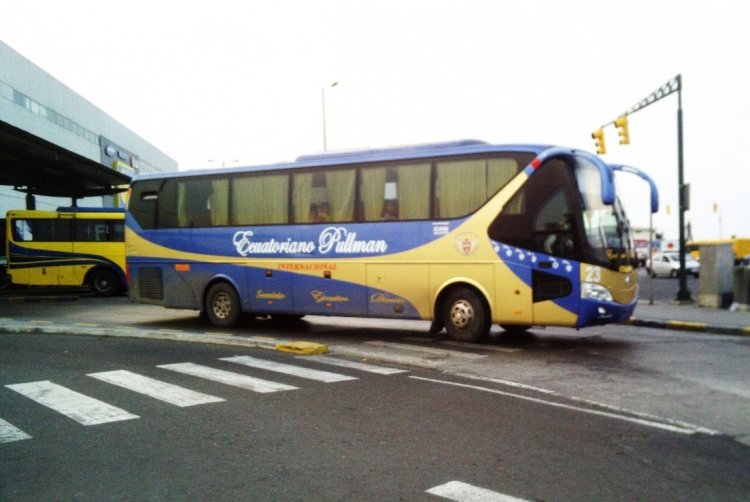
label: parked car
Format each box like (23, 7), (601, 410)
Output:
(647, 252), (700, 278)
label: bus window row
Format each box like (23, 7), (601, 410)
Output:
(131, 155), (530, 229)
(11, 218), (125, 243)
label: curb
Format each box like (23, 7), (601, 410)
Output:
(625, 318), (750, 337)
(0, 295), (79, 304)
(0, 323), (330, 354)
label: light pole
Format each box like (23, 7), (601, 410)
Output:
(714, 202), (723, 239)
(321, 81), (338, 151)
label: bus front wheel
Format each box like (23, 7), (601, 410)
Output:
(205, 282), (242, 328)
(441, 286), (490, 343)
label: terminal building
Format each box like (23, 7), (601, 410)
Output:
(0, 40), (177, 214)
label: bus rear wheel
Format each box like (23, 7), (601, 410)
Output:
(88, 268), (119, 296)
(441, 286), (490, 343)
(205, 282), (241, 328)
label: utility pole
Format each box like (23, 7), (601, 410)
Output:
(674, 75), (691, 302)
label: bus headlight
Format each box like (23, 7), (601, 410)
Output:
(581, 282), (613, 302)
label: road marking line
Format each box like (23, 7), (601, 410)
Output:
(157, 363), (298, 393)
(331, 345), (445, 369)
(439, 341), (522, 353)
(221, 356), (357, 383)
(409, 376), (719, 435)
(365, 341), (487, 359)
(451, 373), (556, 395)
(299, 355), (408, 375)
(402, 337), (522, 353)
(427, 481), (529, 501)
(452, 372), (720, 434)
(5, 381), (139, 426)
(88, 370), (225, 407)
(0, 418), (32, 443)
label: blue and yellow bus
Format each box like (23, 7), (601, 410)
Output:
(5, 208), (126, 295)
(126, 140), (653, 341)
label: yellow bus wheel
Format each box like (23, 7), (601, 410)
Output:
(441, 286), (490, 343)
(205, 282), (241, 328)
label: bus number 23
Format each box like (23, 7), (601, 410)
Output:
(585, 266), (602, 283)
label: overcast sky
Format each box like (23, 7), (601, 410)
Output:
(2, 1), (748, 240)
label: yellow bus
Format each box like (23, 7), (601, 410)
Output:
(4, 208), (126, 295)
(687, 238), (750, 263)
(126, 141), (656, 341)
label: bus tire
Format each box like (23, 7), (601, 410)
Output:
(0, 266), (9, 290)
(88, 268), (119, 296)
(205, 282), (242, 328)
(441, 286), (490, 343)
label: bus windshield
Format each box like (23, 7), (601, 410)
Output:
(576, 158), (636, 271)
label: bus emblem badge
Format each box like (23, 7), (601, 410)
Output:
(455, 233), (479, 256)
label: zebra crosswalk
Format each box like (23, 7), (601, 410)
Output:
(1, 354), (406, 444)
(88, 370), (226, 407)
(6, 380), (139, 426)
(157, 362), (300, 393)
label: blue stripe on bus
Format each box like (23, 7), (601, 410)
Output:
(8, 243), (125, 283)
(132, 218), (469, 259)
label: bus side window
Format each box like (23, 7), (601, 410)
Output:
(489, 158), (580, 259)
(13, 219), (32, 241)
(293, 169), (355, 223)
(187, 185), (213, 227)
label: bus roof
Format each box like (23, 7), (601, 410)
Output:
(132, 141), (556, 182)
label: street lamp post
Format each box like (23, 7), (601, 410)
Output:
(321, 81), (338, 151)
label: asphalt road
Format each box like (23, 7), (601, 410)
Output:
(2, 332), (749, 501)
(637, 268), (699, 303)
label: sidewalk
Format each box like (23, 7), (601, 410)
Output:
(627, 300), (750, 336)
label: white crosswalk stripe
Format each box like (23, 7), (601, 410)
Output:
(0, 417), (31, 443)
(2, 355), (405, 441)
(426, 481), (530, 502)
(5, 380), (139, 426)
(88, 370), (225, 407)
(299, 355), (408, 375)
(157, 362), (298, 393)
(221, 355), (357, 383)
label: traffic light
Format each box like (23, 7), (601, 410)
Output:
(615, 115), (630, 145)
(591, 129), (606, 155)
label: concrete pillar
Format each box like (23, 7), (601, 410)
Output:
(698, 243), (734, 308)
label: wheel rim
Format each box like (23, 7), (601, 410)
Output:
(449, 299), (474, 330)
(212, 292), (233, 319)
(95, 277), (111, 292)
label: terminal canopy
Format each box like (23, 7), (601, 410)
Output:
(0, 121), (130, 199)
